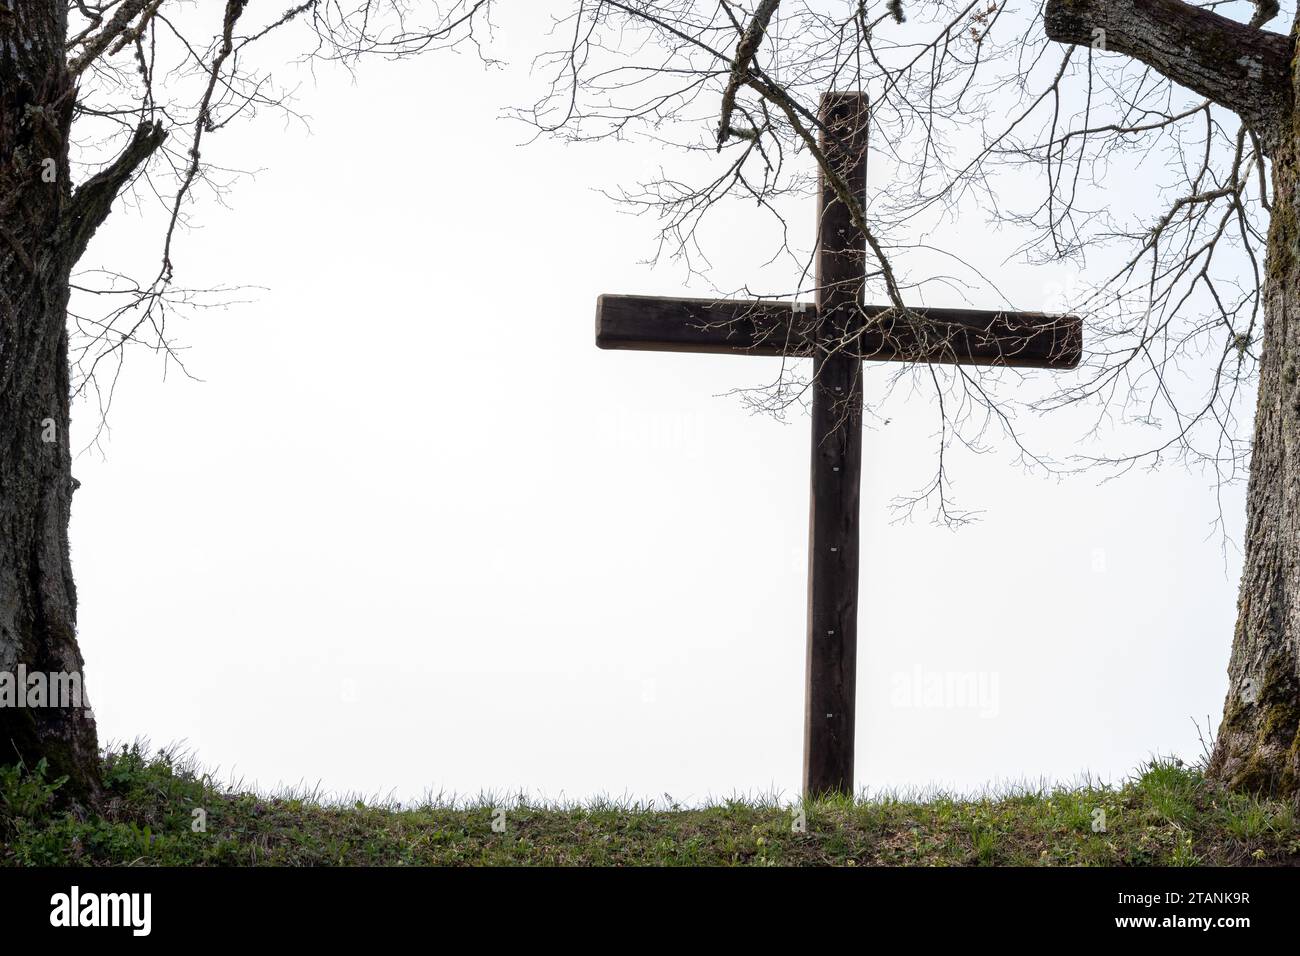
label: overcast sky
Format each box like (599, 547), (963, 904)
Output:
(67, 4), (1247, 805)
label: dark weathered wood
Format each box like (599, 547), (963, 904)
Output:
(596, 294), (818, 356)
(598, 294), (1081, 369)
(858, 305), (1081, 369)
(594, 89), (1086, 801)
(803, 91), (868, 799)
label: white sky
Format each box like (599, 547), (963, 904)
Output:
(68, 5), (1246, 804)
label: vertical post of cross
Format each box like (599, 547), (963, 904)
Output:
(803, 92), (868, 799)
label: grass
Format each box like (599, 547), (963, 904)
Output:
(2, 744), (1298, 866)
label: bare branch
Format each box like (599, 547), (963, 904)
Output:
(67, 0), (156, 77)
(718, 0), (781, 149)
(61, 119), (167, 262)
(1044, 0), (1292, 151)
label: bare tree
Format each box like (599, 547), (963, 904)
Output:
(0, 0), (492, 802)
(3, 0), (1296, 801)
(517, 0), (1295, 794)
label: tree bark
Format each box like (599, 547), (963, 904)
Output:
(0, 1), (161, 803)
(0, 0), (97, 802)
(1206, 24), (1300, 796)
(1044, 0), (1291, 154)
(1045, 0), (1300, 795)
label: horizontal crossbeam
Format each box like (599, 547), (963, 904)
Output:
(596, 294), (1082, 369)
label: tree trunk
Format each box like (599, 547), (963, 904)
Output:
(1207, 32), (1300, 796)
(0, 1), (100, 802)
(1045, 0), (1300, 796)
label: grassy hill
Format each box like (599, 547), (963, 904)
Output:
(3, 746), (1297, 866)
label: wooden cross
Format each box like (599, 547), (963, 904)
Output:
(594, 93), (1081, 798)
